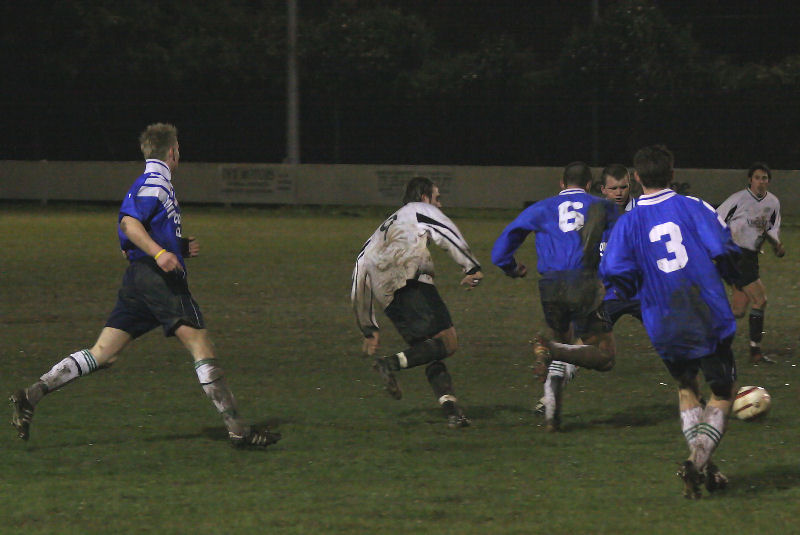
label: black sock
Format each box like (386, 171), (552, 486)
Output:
(401, 338), (448, 369)
(749, 309), (764, 345)
(426, 360), (453, 397)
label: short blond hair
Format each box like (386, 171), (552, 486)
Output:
(139, 123), (178, 160)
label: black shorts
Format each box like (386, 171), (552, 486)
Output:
(539, 271), (605, 335)
(573, 298), (641, 339)
(603, 298), (643, 325)
(384, 280), (453, 345)
(663, 337), (737, 395)
(105, 258), (205, 338)
(733, 248), (759, 289)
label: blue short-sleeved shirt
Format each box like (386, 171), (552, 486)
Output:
(118, 159), (185, 271)
(492, 188), (617, 275)
(600, 189), (739, 361)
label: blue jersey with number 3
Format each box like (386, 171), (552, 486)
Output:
(599, 189), (739, 361)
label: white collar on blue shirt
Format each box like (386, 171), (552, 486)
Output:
(637, 189), (675, 205)
(144, 159), (172, 181)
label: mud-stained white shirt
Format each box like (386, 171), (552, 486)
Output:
(351, 202), (481, 337)
(716, 188), (781, 252)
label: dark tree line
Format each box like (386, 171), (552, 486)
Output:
(2, 0), (800, 167)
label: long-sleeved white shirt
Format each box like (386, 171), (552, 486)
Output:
(351, 202), (481, 337)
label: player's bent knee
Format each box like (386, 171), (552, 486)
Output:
(597, 355), (615, 372)
(445, 340), (458, 356)
(435, 329), (458, 356)
(596, 338), (616, 371)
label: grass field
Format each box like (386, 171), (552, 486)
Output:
(1, 204), (799, 534)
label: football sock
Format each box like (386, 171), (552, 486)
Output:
(25, 381), (48, 407)
(397, 338), (448, 369)
(543, 375), (563, 422)
(438, 395), (460, 417)
(680, 406), (703, 451)
(194, 359), (246, 436)
(547, 341), (613, 371)
(547, 361), (577, 383)
(425, 360), (454, 400)
(31, 349), (100, 406)
(692, 405), (727, 470)
(749, 308), (764, 345)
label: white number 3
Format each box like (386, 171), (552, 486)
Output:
(649, 222), (688, 273)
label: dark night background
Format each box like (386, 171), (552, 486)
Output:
(3, 0), (800, 167)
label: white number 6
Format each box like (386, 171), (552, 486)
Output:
(558, 201), (585, 232)
(649, 222), (688, 273)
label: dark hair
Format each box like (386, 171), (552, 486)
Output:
(403, 176), (435, 204)
(748, 162), (771, 180)
(601, 164), (630, 186)
(633, 145), (674, 189)
(563, 161), (593, 188)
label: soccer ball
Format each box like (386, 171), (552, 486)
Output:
(732, 386), (771, 421)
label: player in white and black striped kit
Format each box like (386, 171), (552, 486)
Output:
(351, 177), (483, 428)
(716, 162), (785, 364)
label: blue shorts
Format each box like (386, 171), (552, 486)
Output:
(105, 258), (205, 338)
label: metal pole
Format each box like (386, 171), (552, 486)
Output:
(286, 0), (300, 163)
(591, 0), (600, 165)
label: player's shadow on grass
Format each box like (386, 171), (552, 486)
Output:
(573, 402), (675, 430)
(395, 404), (533, 427)
(200, 418), (287, 442)
(726, 465), (800, 496)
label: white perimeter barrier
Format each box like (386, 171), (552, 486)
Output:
(1, 161), (798, 211)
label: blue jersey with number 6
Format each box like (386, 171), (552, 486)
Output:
(599, 189), (739, 361)
(491, 188), (617, 275)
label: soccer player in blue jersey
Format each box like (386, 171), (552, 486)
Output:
(597, 164), (642, 322)
(10, 123), (280, 449)
(534, 164), (643, 415)
(600, 145), (740, 498)
(492, 162), (619, 432)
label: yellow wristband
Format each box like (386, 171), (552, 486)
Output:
(154, 249), (167, 260)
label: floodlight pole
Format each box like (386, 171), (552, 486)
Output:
(591, 0), (600, 165)
(286, 0), (300, 164)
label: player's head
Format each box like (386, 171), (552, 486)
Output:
(140, 123), (179, 168)
(633, 145), (674, 189)
(747, 162), (771, 198)
(600, 164), (631, 207)
(403, 176), (441, 207)
(561, 161), (593, 191)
